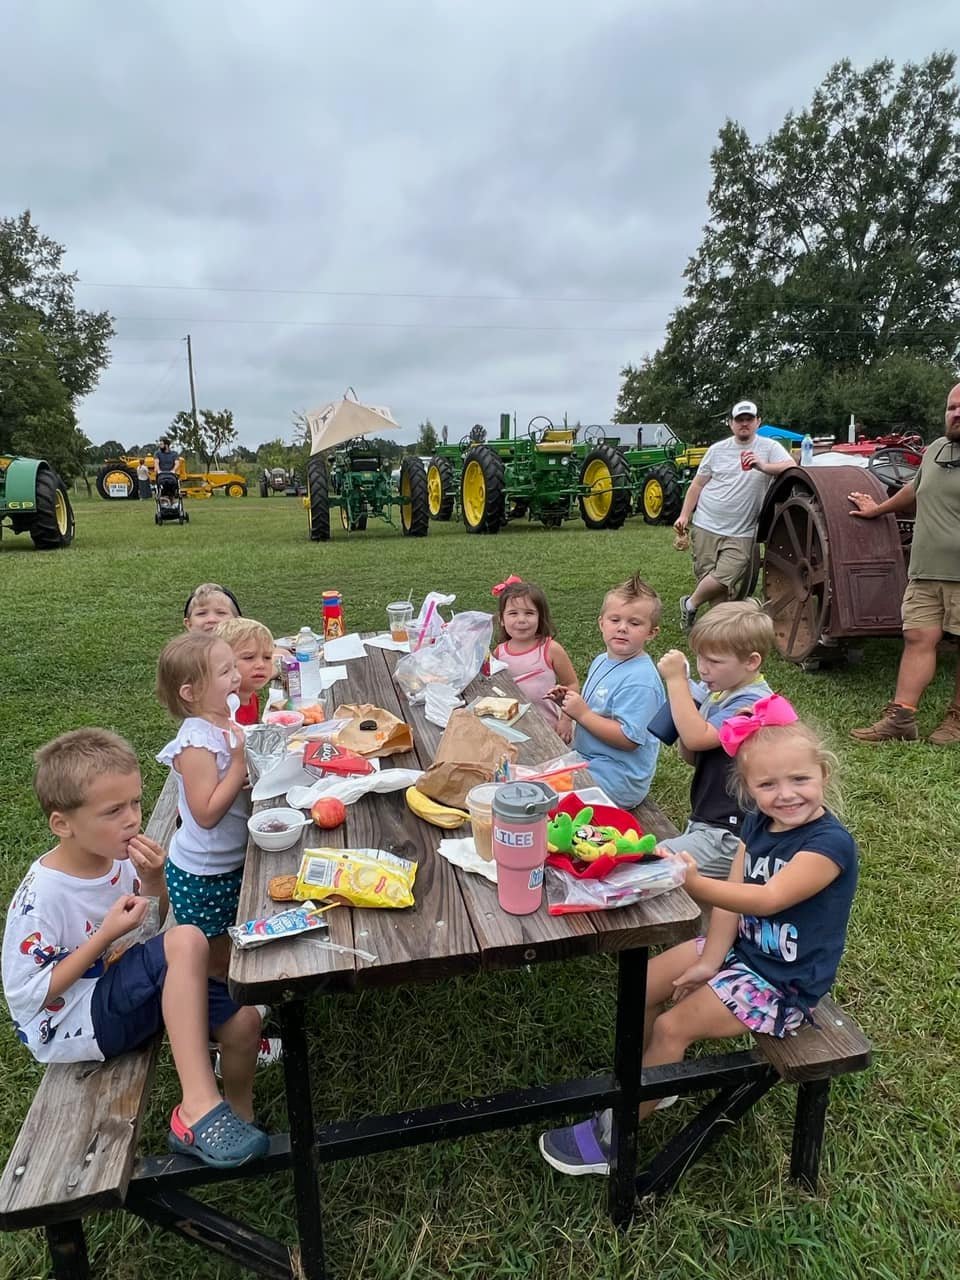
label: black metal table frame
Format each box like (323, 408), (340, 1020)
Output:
(53, 943), (801, 1280)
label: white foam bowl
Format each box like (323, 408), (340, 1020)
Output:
(248, 807), (308, 852)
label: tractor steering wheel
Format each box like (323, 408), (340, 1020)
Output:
(526, 415), (554, 443)
(868, 447), (919, 493)
(582, 424), (606, 445)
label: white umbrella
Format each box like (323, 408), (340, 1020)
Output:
(305, 389), (401, 453)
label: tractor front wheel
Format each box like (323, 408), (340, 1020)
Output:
(307, 456), (331, 542)
(427, 456), (455, 520)
(579, 446), (630, 530)
(226, 482), (247, 498)
(461, 445), (505, 534)
(31, 465), (76, 550)
(400, 457), (430, 537)
(339, 504), (368, 532)
(641, 465), (683, 525)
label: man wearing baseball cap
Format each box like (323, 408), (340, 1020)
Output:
(674, 400), (794, 631)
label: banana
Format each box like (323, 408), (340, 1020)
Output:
(405, 787), (469, 829)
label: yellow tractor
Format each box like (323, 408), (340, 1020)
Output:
(95, 455), (248, 500)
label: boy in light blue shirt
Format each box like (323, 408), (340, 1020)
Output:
(552, 574), (664, 807)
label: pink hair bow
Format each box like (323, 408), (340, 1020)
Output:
(718, 693), (799, 756)
(491, 574), (523, 597)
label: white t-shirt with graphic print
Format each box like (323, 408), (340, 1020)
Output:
(692, 435), (793, 538)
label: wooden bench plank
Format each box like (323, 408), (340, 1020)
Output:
(0, 773), (180, 1230)
(753, 995), (872, 1082)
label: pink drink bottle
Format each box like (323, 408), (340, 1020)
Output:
(491, 781), (559, 915)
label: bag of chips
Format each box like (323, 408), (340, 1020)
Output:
(294, 847), (418, 909)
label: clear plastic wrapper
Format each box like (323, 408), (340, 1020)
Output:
(105, 896), (162, 965)
(544, 857), (685, 914)
(394, 611), (493, 704)
(510, 751), (588, 792)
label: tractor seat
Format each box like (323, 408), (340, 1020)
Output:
(348, 456), (381, 473)
(535, 430), (576, 453)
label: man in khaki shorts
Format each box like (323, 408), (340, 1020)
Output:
(674, 400), (794, 631)
(849, 383), (960, 745)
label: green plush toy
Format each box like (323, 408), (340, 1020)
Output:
(613, 831), (658, 856)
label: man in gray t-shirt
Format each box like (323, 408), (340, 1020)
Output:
(674, 400), (793, 631)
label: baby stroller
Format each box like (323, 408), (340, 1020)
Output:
(154, 471), (189, 525)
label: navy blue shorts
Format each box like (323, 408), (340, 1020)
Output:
(90, 933), (242, 1059)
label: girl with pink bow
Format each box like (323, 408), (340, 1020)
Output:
(539, 702), (860, 1177)
(490, 577), (579, 740)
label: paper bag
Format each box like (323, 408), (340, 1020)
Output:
(416, 709), (517, 808)
(333, 703), (414, 759)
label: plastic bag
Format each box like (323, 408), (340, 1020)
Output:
(394, 611), (493, 704)
(510, 750), (588, 793)
(409, 591), (456, 650)
(545, 857), (685, 914)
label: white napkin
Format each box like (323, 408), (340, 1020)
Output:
(251, 755), (317, 802)
(286, 766), (422, 810)
(438, 837), (498, 882)
(322, 634), (367, 661)
(318, 666), (348, 690)
(362, 633), (410, 653)
(424, 684), (463, 728)
(486, 656), (509, 675)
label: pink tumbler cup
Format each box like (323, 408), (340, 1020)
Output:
(491, 781), (559, 915)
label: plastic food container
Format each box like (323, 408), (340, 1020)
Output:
(263, 709), (306, 731)
(247, 807), (308, 852)
(466, 783), (499, 861)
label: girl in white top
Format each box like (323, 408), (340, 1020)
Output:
(156, 632), (248, 978)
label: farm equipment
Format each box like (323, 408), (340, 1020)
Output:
(304, 393), (430, 541)
(0, 455), (75, 550)
(95, 455), (247, 499)
(424, 416), (705, 533)
(259, 466), (305, 497)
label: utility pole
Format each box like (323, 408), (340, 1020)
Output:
(185, 334), (200, 435)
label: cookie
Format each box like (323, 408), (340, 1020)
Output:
(268, 874), (298, 902)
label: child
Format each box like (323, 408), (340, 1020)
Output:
(539, 703), (858, 1175)
(1, 729), (268, 1169)
(491, 576), (579, 739)
(156, 632), (250, 981)
(551, 573), (664, 807)
(183, 583), (242, 633)
(218, 617), (276, 727)
(655, 600), (775, 879)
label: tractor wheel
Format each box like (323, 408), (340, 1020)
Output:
(259, 477), (269, 497)
(307, 456), (331, 542)
(96, 464), (138, 500)
(579, 445), (630, 530)
(400, 456), (430, 537)
(226, 482), (247, 498)
(339, 505), (368, 532)
(30, 465), (76, 550)
(460, 445), (505, 534)
(427, 456), (455, 520)
(761, 491), (830, 663)
(641, 465), (683, 525)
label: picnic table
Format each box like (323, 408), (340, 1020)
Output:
(228, 641), (700, 1278)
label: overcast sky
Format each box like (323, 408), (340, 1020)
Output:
(3, 0), (955, 449)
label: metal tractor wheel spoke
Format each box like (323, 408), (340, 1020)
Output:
(761, 493), (830, 662)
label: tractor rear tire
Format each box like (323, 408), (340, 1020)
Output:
(400, 457), (430, 537)
(641, 465), (683, 525)
(427, 456), (455, 520)
(96, 464), (138, 500)
(579, 446), (631, 530)
(461, 445), (505, 534)
(307, 456), (331, 542)
(30, 465), (75, 549)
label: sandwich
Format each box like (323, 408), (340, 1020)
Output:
(474, 696), (520, 721)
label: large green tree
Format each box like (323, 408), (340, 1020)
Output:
(168, 407), (238, 467)
(0, 211), (114, 478)
(617, 54), (960, 440)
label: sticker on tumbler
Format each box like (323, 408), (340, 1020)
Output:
(494, 827), (534, 848)
(528, 867), (544, 890)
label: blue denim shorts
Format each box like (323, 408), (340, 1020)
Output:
(165, 861), (244, 938)
(90, 933), (242, 1059)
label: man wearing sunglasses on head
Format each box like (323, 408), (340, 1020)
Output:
(848, 383), (960, 745)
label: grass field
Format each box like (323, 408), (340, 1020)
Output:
(2, 494), (959, 1280)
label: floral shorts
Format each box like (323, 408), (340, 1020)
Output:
(695, 937), (807, 1037)
(165, 861), (243, 938)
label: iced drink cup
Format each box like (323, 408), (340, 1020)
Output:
(387, 601), (413, 643)
(466, 783), (498, 860)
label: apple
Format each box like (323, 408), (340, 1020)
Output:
(310, 797), (347, 830)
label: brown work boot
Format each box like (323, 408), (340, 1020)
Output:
(849, 702), (919, 743)
(927, 703), (960, 746)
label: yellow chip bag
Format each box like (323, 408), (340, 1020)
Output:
(294, 847), (418, 909)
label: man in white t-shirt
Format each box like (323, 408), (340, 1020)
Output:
(674, 400), (794, 631)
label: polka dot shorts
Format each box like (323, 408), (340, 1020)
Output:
(165, 861), (244, 938)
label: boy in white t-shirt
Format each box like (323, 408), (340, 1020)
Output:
(1, 728), (268, 1170)
(674, 400), (793, 631)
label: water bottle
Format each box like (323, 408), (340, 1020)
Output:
(800, 434), (814, 467)
(295, 627), (320, 700)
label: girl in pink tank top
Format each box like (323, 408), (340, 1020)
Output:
(491, 577), (579, 740)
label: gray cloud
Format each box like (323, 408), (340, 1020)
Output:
(2, 0), (954, 446)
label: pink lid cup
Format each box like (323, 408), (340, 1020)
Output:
(491, 781), (558, 915)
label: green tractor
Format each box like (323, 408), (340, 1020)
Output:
(303, 393), (430, 541)
(0, 456), (76, 550)
(617, 423), (707, 526)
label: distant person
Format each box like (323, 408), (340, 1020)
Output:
(183, 583), (242, 632)
(136, 459), (151, 499)
(156, 437), (179, 475)
(674, 401), (794, 632)
(848, 382), (960, 745)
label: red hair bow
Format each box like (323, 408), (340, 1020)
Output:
(718, 693), (799, 756)
(491, 574), (523, 597)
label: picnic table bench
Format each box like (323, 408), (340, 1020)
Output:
(0, 645), (871, 1280)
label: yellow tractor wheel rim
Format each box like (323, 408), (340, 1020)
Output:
(643, 478), (664, 519)
(400, 467), (412, 530)
(581, 459), (613, 521)
(54, 488), (68, 534)
(104, 469), (133, 494)
(427, 464), (443, 516)
(227, 483), (244, 497)
(462, 460), (487, 526)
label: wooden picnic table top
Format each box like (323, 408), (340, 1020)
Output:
(229, 639), (699, 1005)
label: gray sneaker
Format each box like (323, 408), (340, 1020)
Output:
(679, 595), (698, 633)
